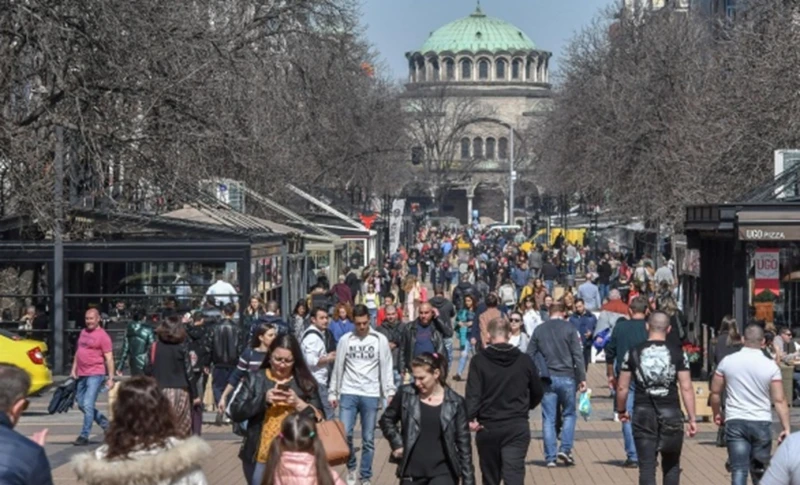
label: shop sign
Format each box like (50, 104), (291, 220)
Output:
(753, 248), (780, 296)
(738, 225), (800, 240)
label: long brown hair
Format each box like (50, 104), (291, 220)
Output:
(262, 413), (335, 485)
(104, 376), (180, 459)
(333, 302), (352, 321)
(155, 316), (187, 344)
(411, 352), (448, 387)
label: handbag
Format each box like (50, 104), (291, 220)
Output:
(316, 419), (349, 466)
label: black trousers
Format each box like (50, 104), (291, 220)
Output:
(633, 406), (684, 485)
(402, 475), (457, 485)
(475, 421), (530, 485)
(583, 344), (592, 372)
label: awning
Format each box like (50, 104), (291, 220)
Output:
(737, 210), (800, 241)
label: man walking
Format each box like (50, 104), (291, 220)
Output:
(301, 307), (337, 420)
(429, 287), (456, 367)
(711, 324), (791, 485)
(616, 311), (697, 485)
(0, 364), (53, 485)
(205, 272), (238, 305)
(376, 304), (404, 390)
(329, 304), (396, 485)
(70, 308), (114, 445)
(209, 303), (245, 419)
(466, 318), (544, 485)
(577, 273), (602, 312)
(526, 302), (586, 467)
(605, 296), (650, 468)
(117, 310), (155, 376)
(398, 302), (450, 379)
(570, 299), (597, 372)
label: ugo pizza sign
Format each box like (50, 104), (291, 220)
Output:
(753, 249), (780, 296)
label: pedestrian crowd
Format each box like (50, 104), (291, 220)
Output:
(1, 225), (800, 485)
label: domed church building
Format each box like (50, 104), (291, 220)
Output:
(403, 4), (552, 224)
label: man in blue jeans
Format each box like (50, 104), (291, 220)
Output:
(70, 308), (115, 446)
(711, 324), (791, 485)
(527, 302), (586, 467)
(604, 296), (650, 468)
(329, 305), (396, 485)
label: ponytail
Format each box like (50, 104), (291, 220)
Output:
(262, 413), (335, 485)
(411, 352), (448, 387)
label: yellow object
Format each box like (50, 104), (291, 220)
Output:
(256, 369), (295, 463)
(520, 228), (588, 253)
(0, 330), (53, 394)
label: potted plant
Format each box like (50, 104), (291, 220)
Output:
(682, 342), (703, 379)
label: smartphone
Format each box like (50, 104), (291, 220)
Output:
(276, 383), (291, 392)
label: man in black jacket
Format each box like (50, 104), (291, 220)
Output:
(398, 302), (452, 380)
(376, 305), (404, 388)
(429, 287), (456, 367)
(466, 318), (544, 485)
(452, 274), (477, 311)
(186, 312), (213, 435)
(526, 302), (586, 468)
(209, 303), (245, 414)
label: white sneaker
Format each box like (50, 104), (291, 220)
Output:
(613, 412), (620, 422)
(361, 481), (371, 485)
(346, 470), (357, 485)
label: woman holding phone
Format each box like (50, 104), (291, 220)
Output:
(229, 334), (323, 485)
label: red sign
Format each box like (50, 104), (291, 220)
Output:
(359, 213), (377, 230)
(754, 248), (780, 296)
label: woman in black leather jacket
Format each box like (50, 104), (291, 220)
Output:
(380, 352), (475, 485)
(229, 334), (322, 485)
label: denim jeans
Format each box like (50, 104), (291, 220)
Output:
(633, 406), (683, 485)
(725, 420), (773, 485)
(622, 385), (638, 461)
(599, 284), (610, 302)
(212, 366), (234, 405)
(76, 375), (109, 439)
(444, 337), (454, 369)
(340, 394), (380, 480)
(242, 461), (266, 485)
(317, 383), (336, 420)
(457, 338), (472, 376)
(544, 280), (555, 296)
(541, 376), (577, 463)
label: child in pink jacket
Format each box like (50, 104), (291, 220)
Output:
(263, 413), (345, 485)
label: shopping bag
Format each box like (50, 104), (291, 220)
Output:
(578, 389), (592, 421)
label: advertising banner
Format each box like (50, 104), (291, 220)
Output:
(389, 199), (406, 254)
(753, 248), (780, 296)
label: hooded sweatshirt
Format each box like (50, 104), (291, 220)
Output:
(272, 451), (346, 485)
(428, 296), (456, 327)
(465, 343), (544, 426)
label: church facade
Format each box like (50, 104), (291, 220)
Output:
(402, 5), (553, 224)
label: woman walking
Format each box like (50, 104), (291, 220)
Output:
(508, 311), (529, 351)
(292, 301), (310, 338)
(229, 334), (323, 485)
(150, 316), (194, 437)
(380, 352), (475, 485)
(217, 322), (277, 415)
(72, 376), (210, 485)
(521, 297), (542, 337)
(262, 413), (346, 485)
(453, 294), (476, 382)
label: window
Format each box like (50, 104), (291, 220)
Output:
(461, 59), (472, 80)
(445, 59), (455, 80)
(485, 138), (496, 159)
(473, 138), (484, 159)
(411, 146), (424, 165)
(460, 138), (471, 159)
(478, 60), (489, 80)
(724, 0), (736, 19)
(512, 59), (521, 79)
(526, 59), (533, 81)
(430, 59), (440, 81)
(498, 137), (508, 159)
(418, 59), (426, 82)
(496, 59), (506, 80)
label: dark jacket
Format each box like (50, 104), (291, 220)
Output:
(452, 281), (476, 310)
(118, 321), (156, 375)
(0, 413), (53, 485)
(429, 296), (456, 328)
(398, 319), (449, 374)
(526, 318), (586, 382)
(465, 343), (543, 426)
(151, 340), (195, 399)
(331, 283), (352, 305)
(377, 320), (405, 372)
(186, 323), (213, 372)
(210, 318), (245, 368)
(569, 311), (598, 347)
(380, 386), (475, 484)
(541, 262), (559, 281)
(228, 370), (322, 463)
(256, 314), (293, 338)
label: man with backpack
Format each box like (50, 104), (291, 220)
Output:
(301, 307), (337, 420)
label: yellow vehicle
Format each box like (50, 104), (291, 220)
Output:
(520, 228), (588, 253)
(0, 329), (53, 394)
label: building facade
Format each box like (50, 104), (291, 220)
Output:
(402, 5), (552, 224)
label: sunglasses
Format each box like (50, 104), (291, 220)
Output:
(510, 318), (522, 322)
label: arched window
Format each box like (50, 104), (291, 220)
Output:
(512, 59), (522, 80)
(478, 59), (490, 80)
(526, 59), (533, 81)
(445, 59), (455, 80)
(461, 59), (472, 80)
(496, 59), (506, 80)
(460, 137), (471, 159)
(498, 137), (509, 159)
(418, 58), (426, 82)
(430, 58), (440, 81)
(473, 137), (484, 159)
(485, 138), (496, 159)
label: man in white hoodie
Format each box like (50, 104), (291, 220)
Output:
(329, 304), (396, 485)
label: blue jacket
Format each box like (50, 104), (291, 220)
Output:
(569, 311), (598, 347)
(0, 413), (53, 485)
(330, 319), (355, 345)
(577, 281), (602, 311)
(511, 267), (530, 288)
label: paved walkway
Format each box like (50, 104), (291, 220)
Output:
(32, 362), (746, 485)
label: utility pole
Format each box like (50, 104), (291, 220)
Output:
(508, 124), (515, 225)
(53, 126), (64, 375)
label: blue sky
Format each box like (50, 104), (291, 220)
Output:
(359, 0), (615, 81)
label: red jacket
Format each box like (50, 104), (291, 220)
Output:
(377, 306), (403, 326)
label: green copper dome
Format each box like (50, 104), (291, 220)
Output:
(418, 5), (536, 54)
